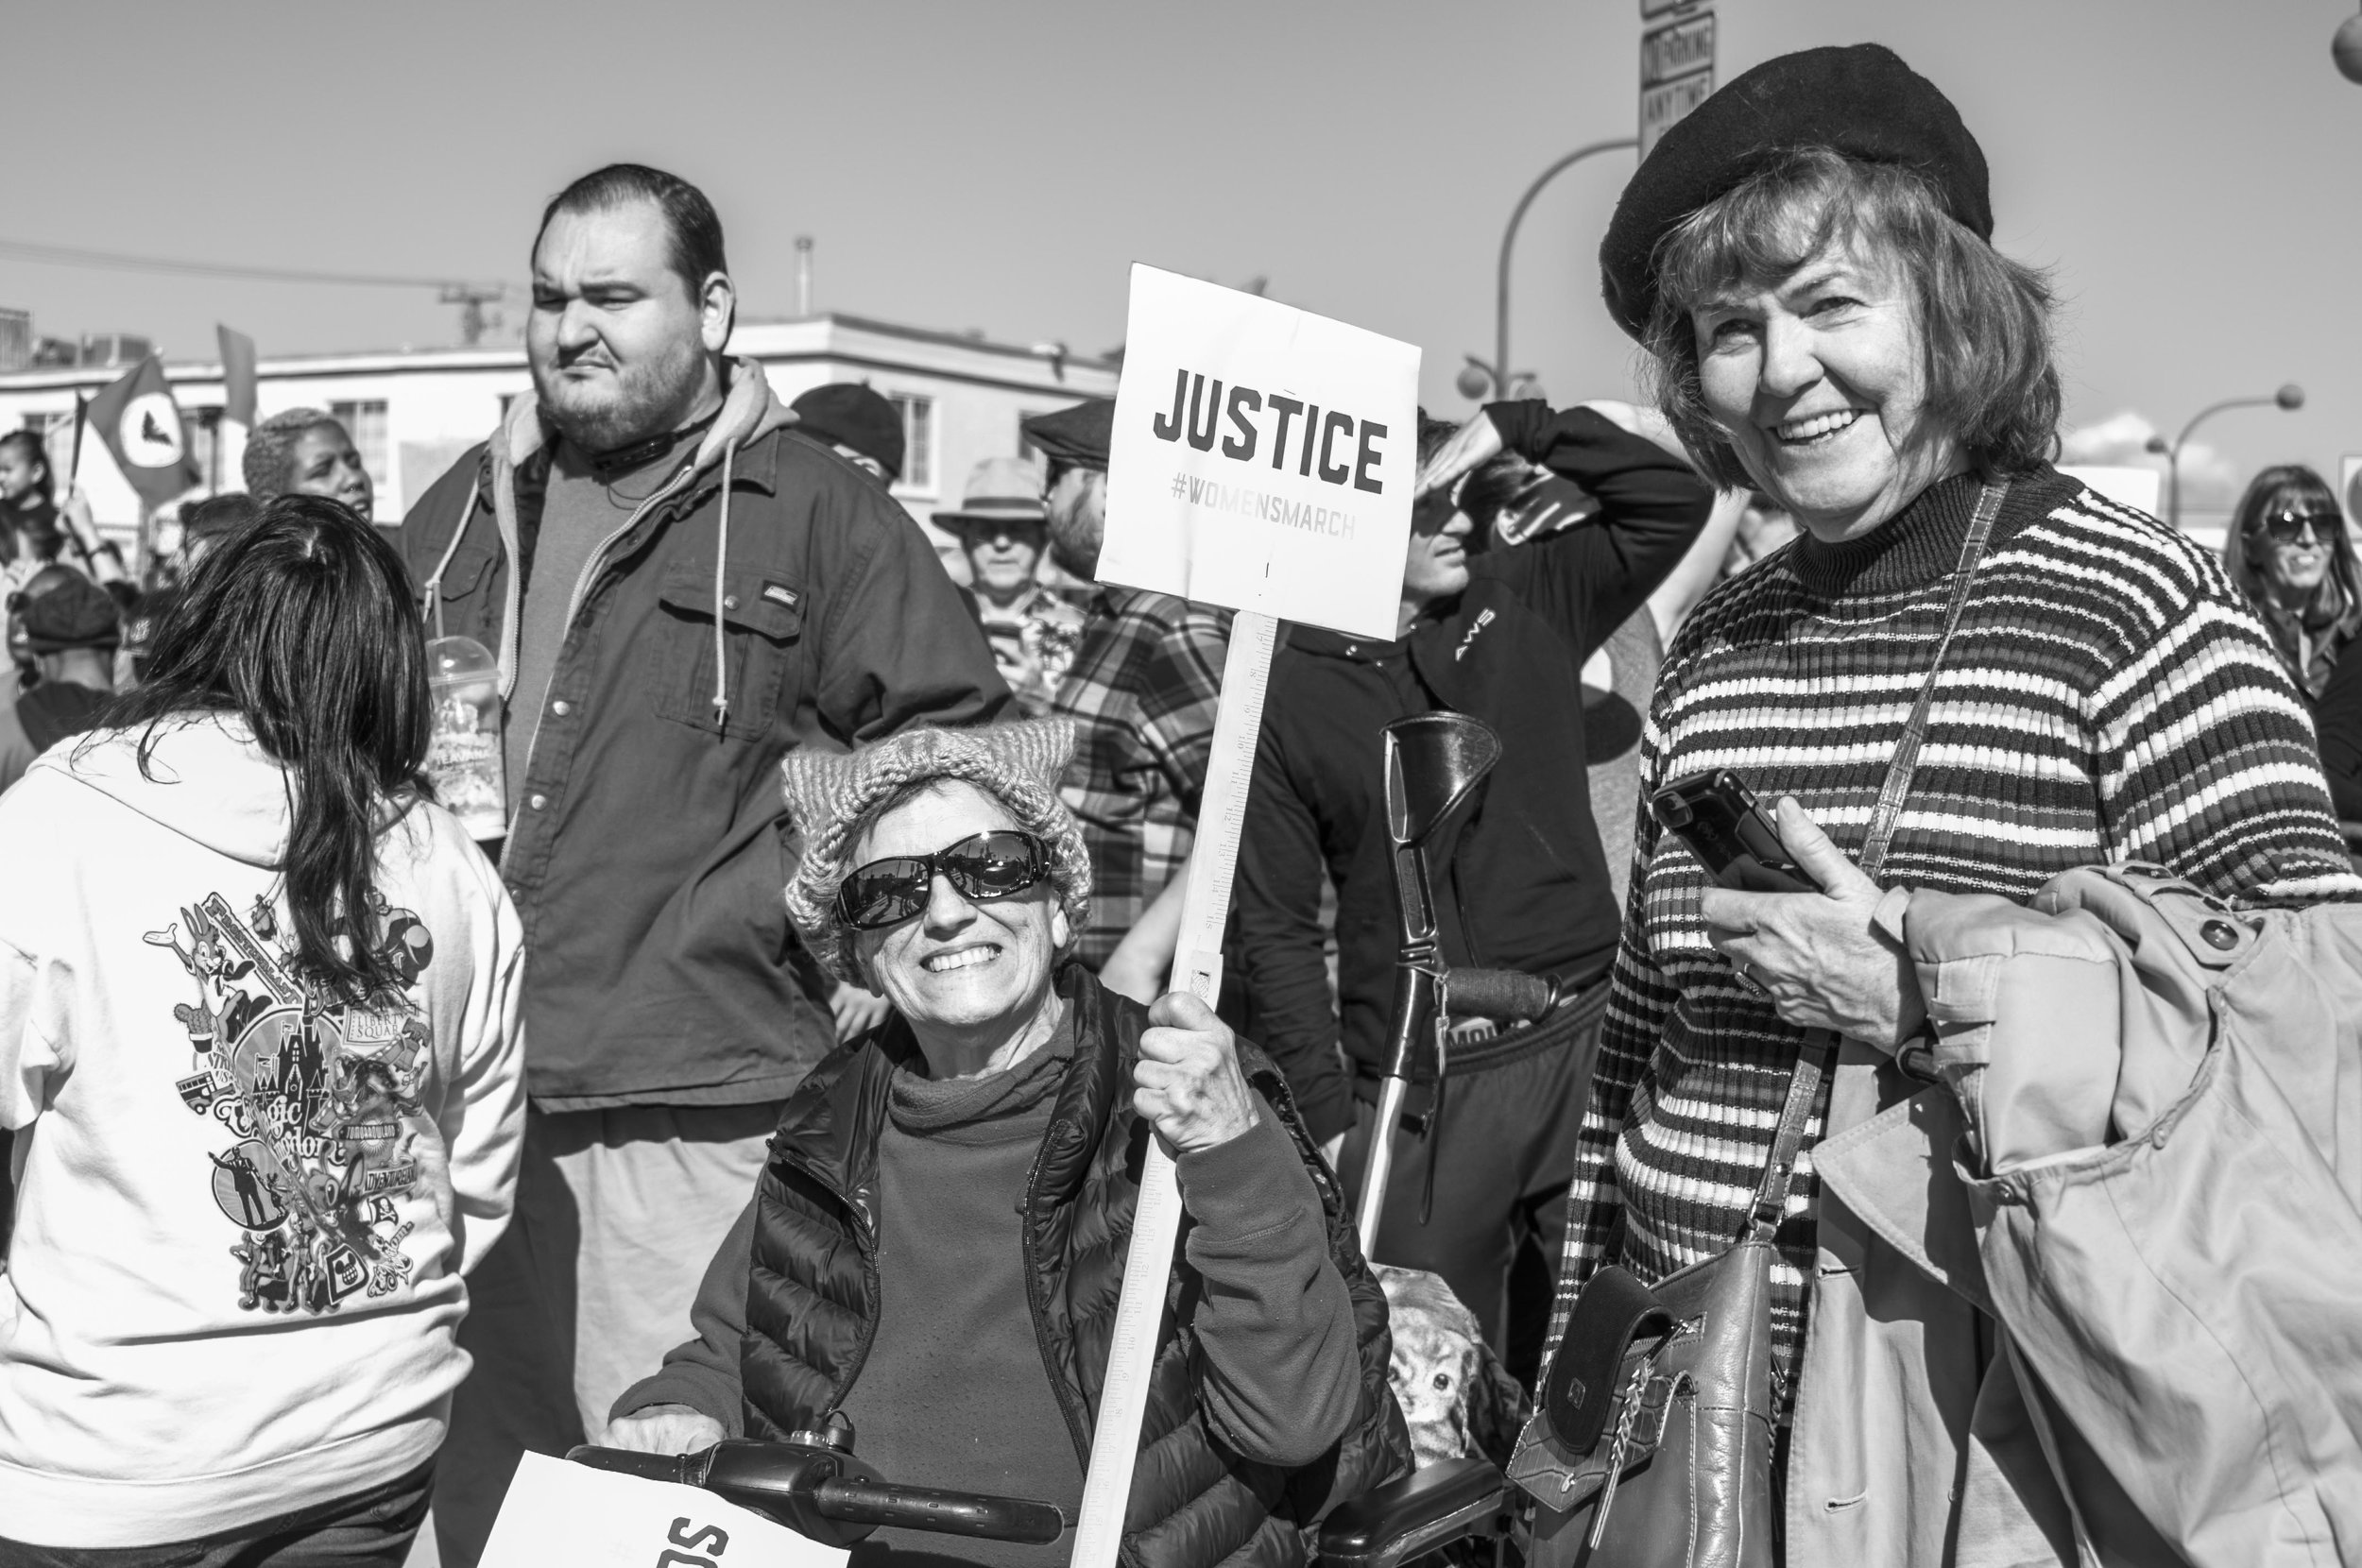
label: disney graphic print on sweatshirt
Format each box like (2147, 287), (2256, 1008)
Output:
(145, 889), (436, 1316)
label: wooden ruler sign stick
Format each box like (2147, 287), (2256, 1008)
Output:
(1070, 264), (1420, 1568)
(1066, 607), (1273, 1568)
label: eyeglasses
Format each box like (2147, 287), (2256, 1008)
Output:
(836, 829), (1051, 929)
(2260, 508), (2344, 546)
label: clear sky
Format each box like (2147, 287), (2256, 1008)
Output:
(7, 1), (2356, 517)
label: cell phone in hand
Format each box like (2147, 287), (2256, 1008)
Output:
(1650, 770), (1814, 895)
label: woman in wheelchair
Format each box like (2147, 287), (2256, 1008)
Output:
(600, 719), (1411, 1565)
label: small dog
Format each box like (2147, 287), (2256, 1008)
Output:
(1376, 1265), (1525, 1469)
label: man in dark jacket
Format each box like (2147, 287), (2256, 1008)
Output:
(401, 163), (1007, 1562)
(1237, 401), (1711, 1379)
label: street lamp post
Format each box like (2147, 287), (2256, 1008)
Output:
(1462, 138), (1639, 401)
(2145, 384), (2304, 531)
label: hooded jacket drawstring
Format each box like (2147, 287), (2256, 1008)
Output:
(420, 476), (482, 643)
(422, 357), (791, 736)
(711, 441), (735, 731)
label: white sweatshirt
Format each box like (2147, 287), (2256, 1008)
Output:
(0, 717), (526, 1546)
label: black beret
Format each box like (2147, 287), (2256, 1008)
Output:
(19, 571), (121, 652)
(1021, 398), (1114, 473)
(1600, 43), (1991, 340)
(790, 383), (905, 482)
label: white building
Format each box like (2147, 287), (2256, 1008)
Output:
(0, 314), (1119, 570)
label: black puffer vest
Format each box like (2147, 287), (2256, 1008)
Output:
(742, 963), (1411, 1568)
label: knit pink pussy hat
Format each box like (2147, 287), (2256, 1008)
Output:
(779, 718), (1092, 984)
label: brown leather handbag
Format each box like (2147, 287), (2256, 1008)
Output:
(1504, 482), (2006, 1567)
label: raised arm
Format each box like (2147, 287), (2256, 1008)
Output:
(1471, 401), (1716, 659)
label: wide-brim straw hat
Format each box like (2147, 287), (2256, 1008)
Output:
(780, 718), (1091, 985)
(933, 456), (1049, 530)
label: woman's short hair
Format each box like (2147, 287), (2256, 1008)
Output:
(241, 408), (345, 504)
(779, 720), (1091, 986)
(2226, 464), (2351, 598)
(98, 495), (431, 1001)
(1641, 146), (2060, 490)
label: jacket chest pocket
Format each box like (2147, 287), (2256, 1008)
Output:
(426, 537), (501, 643)
(651, 561), (805, 738)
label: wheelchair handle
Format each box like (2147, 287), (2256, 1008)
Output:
(1443, 966), (1556, 1024)
(813, 1476), (1065, 1542)
(567, 1440), (1065, 1546)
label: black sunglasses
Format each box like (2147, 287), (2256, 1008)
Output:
(2260, 508), (2343, 546)
(836, 829), (1052, 929)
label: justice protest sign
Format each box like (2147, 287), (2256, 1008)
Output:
(481, 1450), (850, 1568)
(1070, 267), (1418, 1568)
(1100, 264), (1421, 642)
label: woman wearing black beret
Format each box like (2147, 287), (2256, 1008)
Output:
(1424, 42), (2356, 1566)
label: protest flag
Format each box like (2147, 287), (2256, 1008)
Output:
(85, 354), (199, 509)
(217, 325), (257, 427)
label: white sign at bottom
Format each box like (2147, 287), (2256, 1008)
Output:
(480, 1451), (851, 1568)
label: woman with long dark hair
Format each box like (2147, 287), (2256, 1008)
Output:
(0, 495), (525, 1565)
(2223, 463), (2361, 703)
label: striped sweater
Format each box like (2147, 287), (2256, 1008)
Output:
(1553, 467), (2359, 1417)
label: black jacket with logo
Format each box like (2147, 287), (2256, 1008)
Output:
(1236, 406), (1712, 1143)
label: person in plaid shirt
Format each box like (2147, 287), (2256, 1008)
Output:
(1025, 399), (1233, 974)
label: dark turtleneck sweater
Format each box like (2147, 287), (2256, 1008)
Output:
(1553, 464), (2358, 1423)
(834, 1021), (1080, 1568)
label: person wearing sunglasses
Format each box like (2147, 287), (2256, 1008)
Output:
(2224, 464), (2361, 704)
(598, 719), (1408, 1567)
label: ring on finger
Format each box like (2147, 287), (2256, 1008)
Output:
(1734, 960), (1768, 997)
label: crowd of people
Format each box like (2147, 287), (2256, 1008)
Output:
(0, 38), (2358, 1568)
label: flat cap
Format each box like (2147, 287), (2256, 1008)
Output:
(1600, 43), (1991, 340)
(1020, 398), (1114, 473)
(791, 383), (905, 482)
(18, 571), (122, 652)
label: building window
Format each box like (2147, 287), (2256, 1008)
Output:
(890, 393), (933, 493)
(329, 400), (391, 496)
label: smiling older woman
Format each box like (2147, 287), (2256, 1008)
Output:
(1425, 43), (2358, 1567)
(598, 720), (1407, 1568)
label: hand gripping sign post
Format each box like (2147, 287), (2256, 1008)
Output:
(1070, 264), (1419, 1568)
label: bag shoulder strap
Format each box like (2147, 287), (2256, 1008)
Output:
(1746, 479), (2009, 1240)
